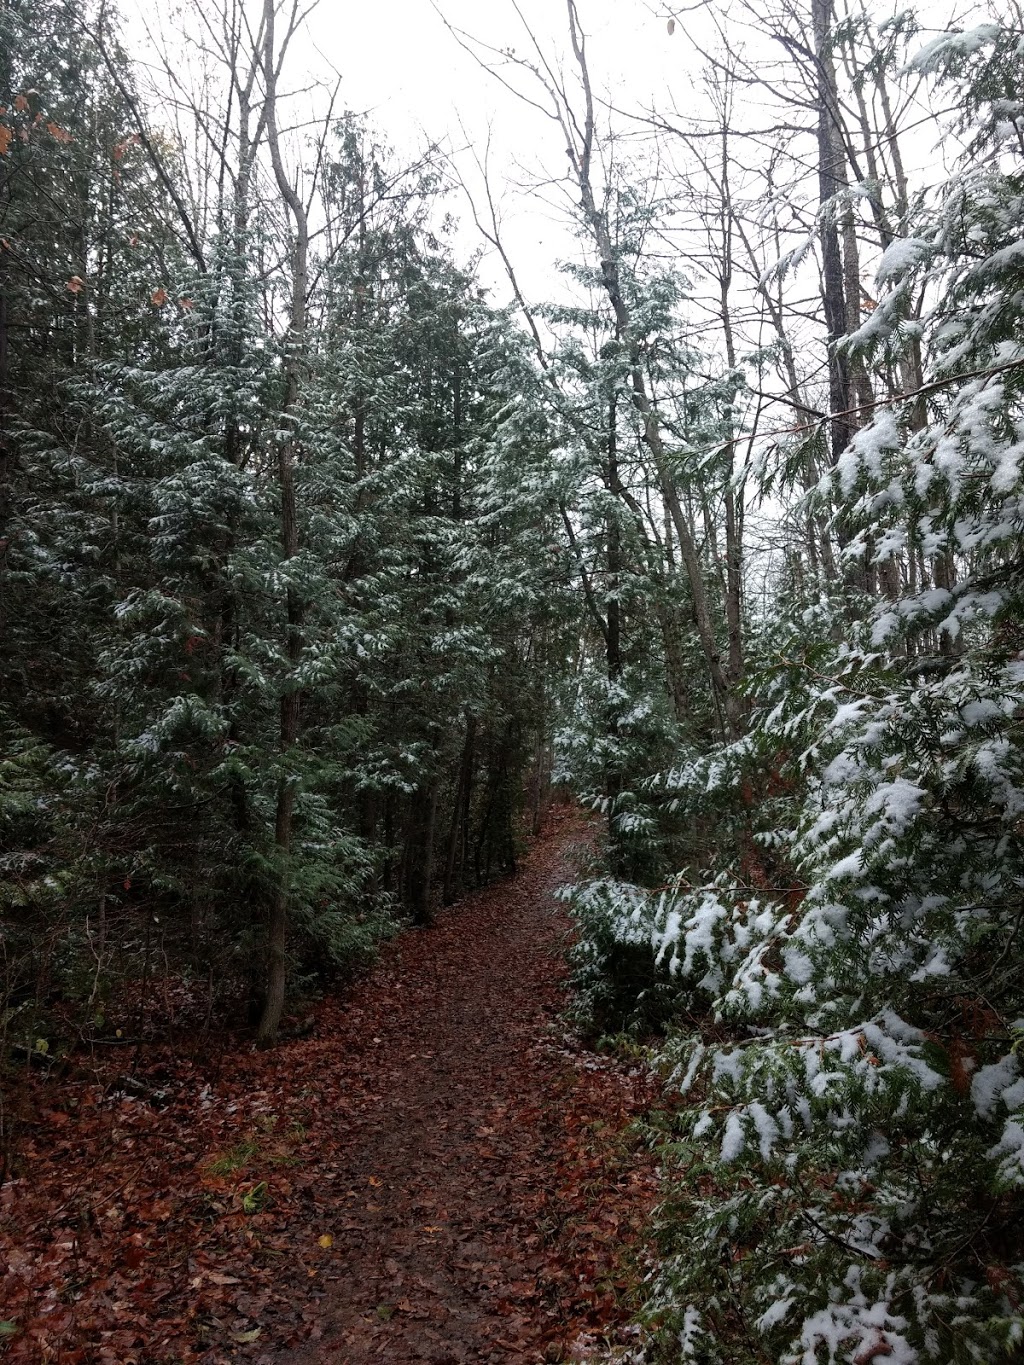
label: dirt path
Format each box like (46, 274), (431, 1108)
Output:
(285, 808), (656, 1365)
(2, 809), (658, 1364)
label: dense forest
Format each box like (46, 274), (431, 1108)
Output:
(2, 0), (1024, 1359)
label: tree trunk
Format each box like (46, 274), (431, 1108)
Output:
(605, 392), (625, 868)
(563, 1), (733, 733)
(812, 0), (853, 468)
(444, 714), (477, 903)
(408, 782), (440, 926)
(256, 0), (309, 1048)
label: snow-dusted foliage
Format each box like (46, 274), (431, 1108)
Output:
(0, 42), (575, 1037)
(566, 20), (1024, 1363)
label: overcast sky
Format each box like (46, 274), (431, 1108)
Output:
(309, 0), (681, 138)
(126, 0), (980, 312)
(298, 0), (690, 301)
(286, 0), (978, 298)
(127, 0), (709, 303)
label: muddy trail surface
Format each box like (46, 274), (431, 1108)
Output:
(2, 809), (659, 1364)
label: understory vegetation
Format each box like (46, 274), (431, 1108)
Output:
(3, 0), (1024, 1359)
(551, 10), (1024, 1364)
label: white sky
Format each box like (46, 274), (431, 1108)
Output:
(129, 0), (716, 303)
(125, 0), (980, 320)
(309, 0), (683, 140)
(299, 0), (690, 302)
(302, 0), (982, 318)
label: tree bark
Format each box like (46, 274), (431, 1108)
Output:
(811, 0), (853, 467)
(256, 0), (309, 1048)
(408, 782), (440, 926)
(443, 714), (477, 903)
(564, 0), (734, 734)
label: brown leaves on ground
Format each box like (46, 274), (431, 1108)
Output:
(0, 808), (659, 1363)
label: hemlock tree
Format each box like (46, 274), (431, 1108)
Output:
(565, 13), (1024, 1362)
(0, 0), (578, 1055)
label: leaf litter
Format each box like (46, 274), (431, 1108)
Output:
(1, 807), (659, 1363)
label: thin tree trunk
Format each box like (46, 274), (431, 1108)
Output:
(444, 714), (477, 903)
(714, 135), (746, 733)
(563, 1), (733, 733)
(812, 0), (853, 467)
(257, 0), (309, 1048)
(605, 391), (625, 871)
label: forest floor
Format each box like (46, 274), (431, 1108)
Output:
(1, 807), (661, 1364)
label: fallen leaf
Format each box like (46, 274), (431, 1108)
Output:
(0, 811), (656, 1363)
(318, 1234), (333, 1249)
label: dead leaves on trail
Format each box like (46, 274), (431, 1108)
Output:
(0, 809), (658, 1363)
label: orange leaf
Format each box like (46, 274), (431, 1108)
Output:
(66, 276), (85, 294)
(0, 125), (11, 156)
(179, 296), (194, 311)
(14, 94), (29, 113)
(113, 133), (141, 161)
(150, 287), (168, 307)
(47, 121), (72, 145)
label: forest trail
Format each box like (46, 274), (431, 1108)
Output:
(2, 808), (659, 1364)
(285, 805), (656, 1365)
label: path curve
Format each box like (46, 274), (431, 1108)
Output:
(282, 806), (656, 1364)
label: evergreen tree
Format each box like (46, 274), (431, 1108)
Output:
(566, 14), (1024, 1360)
(0, 17), (576, 1050)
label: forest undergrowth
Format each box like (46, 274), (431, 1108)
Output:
(0, 807), (661, 1364)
